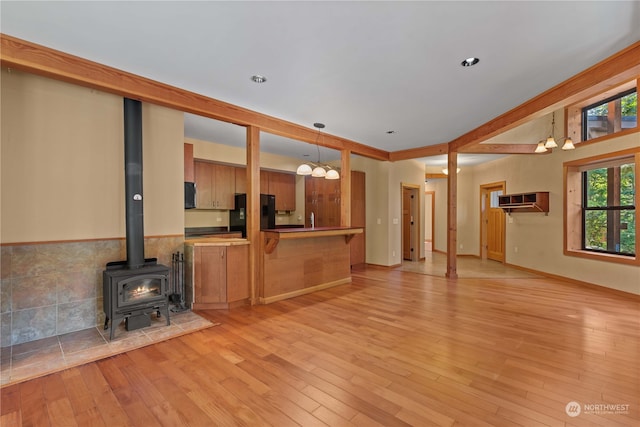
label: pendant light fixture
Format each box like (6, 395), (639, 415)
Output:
(544, 113), (558, 149)
(296, 123), (340, 179)
(535, 112), (575, 153)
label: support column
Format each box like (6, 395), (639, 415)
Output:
(340, 149), (352, 227)
(246, 126), (260, 304)
(446, 150), (458, 279)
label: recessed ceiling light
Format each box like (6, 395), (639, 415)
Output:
(461, 57), (480, 67)
(250, 75), (267, 83)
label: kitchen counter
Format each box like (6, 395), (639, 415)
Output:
(259, 227), (363, 304)
(262, 227), (362, 253)
(184, 237), (249, 246)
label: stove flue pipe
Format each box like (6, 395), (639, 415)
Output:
(124, 98), (145, 269)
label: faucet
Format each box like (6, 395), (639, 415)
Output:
(310, 212), (315, 229)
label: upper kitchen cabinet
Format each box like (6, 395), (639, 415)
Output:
(184, 143), (194, 182)
(194, 160), (235, 209)
(235, 167), (247, 194)
(261, 170), (296, 211)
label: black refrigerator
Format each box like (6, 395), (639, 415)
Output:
(229, 194), (276, 237)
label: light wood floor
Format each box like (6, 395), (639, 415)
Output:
(2, 266), (638, 426)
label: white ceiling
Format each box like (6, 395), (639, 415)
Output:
(2, 1), (639, 167)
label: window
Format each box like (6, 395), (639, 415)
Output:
(582, 160), (635, 256)
(582, 89), (637, 141)
(565, 148), (639, 265)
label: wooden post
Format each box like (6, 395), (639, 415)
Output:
(340, 149), (352, 227)
(246, 126), (260, 304)
(446, 150), (458, 279)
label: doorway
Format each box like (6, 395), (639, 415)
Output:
(424, 191), (435, 252)
(402, 185), (420, 261)
(480, 182), (506, 262)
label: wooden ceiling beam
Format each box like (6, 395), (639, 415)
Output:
(389, 143), (448, 161)
(0, 34), (389, 162)
(458, 143), (541, 154)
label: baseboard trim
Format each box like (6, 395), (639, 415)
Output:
(504, 262), (640, 299)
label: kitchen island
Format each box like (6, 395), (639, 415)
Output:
(260, 227), (363, 304)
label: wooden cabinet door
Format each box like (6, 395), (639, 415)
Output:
(194, 161), (213, 209)
(270, 171), (296, 211)
(184, 143), (194, 182)
(194, 246), (226, 303)
(226, 245), (250, 302)
(213, 164), (235, 209)
(323, 178), (341, 227)
(235, 166), (246, 194)
(260, 170), (270, 195)
(305, 176), (318, 227)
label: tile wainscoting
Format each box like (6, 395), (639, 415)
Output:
(0, 235), (184, 347)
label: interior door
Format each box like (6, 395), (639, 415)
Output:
(485, 188), (505, 262)
(402, 187), (412, 260)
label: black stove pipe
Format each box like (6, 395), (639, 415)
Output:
(124, 98), (145, 269)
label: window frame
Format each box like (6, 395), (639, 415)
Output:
(566, 79), (638, 148)
(580, 161), (636, 256)
(564, 148), (640, 266)
(581, 88), (637, 142)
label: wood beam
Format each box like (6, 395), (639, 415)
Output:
(340, 150), (352, 227)
(389, 143), (448, 162)
(246, 126), (261, 305)
(446, 150), (458, 279)
(458, 143), (542, 154)
(0, 33), (389, 162)
(425, 173), (447, 180)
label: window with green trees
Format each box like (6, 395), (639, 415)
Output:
(582, 159), (635, 256)
(582, 89), (637, 141)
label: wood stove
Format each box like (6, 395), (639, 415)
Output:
(102, 98), (170, 340)
(103, 260), (169, 340)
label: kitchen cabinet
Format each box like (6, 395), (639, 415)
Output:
(186, 241), (250, 309)
(235, 166), (247, 194)
(261, 170), (297, 211)
(184, 143), (194, 182)
(305, 176), (340, 227)
(194, 161), (235, 209)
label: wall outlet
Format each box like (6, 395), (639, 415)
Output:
(459, 244), (463, 250)
(393, 218), (398, 225)
(216, 217), (222, 222)
(392, 250), (396, 257)
(514, 246), (519, 253)
(377, 218), (381, 225)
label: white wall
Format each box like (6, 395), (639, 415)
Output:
(1, 69), (184, 243)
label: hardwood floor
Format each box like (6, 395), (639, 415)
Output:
(2, 265), (638, 426)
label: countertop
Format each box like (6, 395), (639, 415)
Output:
(184, 237), (250, 246)
(262, 226), (363, 236)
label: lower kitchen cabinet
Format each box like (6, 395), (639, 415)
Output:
(185, 241), (250, 309)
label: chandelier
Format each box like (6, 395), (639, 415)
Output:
(296, 123), (340, 179)
(535, 112), (575, 153)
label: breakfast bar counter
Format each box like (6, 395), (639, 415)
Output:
(260, 227), (363, 304)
